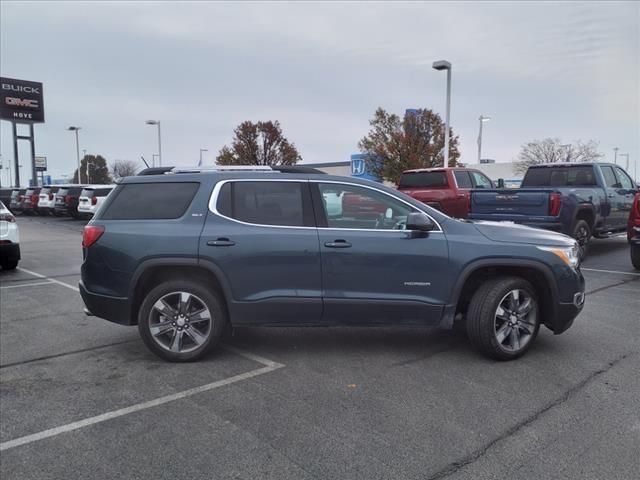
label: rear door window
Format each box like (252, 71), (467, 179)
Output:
(453, 171), (472, 189)
(101, 182), (199, 220)
(601, 166), (619, 188)
(215, 181), (312, 227)
(398, 172), (448, 188)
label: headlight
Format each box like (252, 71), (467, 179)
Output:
(537, 244), (580, 268)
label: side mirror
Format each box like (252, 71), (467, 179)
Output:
(406, 212), (436, 232)
(497, 178), (505, 188)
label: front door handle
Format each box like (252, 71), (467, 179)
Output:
(207, 238), (235, 247)
(324, 240), (352, 248)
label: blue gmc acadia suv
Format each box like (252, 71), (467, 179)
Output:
(80, 167), (585, 361)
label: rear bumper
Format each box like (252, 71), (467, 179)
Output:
(0, 242), (21, 262)
(79, 281), (133, 325)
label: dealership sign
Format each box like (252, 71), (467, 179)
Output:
(0, 77), (45, 123)
(35, 156), (47, 172)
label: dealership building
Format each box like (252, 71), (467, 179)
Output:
(308, 156), (523, 186)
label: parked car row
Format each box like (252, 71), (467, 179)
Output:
(5, 184), (115, 219)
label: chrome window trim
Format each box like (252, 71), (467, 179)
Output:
(208, 178), (443, 233)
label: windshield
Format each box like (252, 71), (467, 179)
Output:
(399, 172), (449, 188)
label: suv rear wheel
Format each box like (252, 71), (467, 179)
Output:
(466, 277), (540, 360)
(138, 279), (227, 362)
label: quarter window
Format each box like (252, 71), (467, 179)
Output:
(101, 183), (199, 220)
(216, 181), (310, 227)
(317, 183), (416, 230)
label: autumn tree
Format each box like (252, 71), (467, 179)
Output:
(73, 154), (111, 184)
(515, 138), (603, 174)
(358, 107), (460, 184)
(216, 121), (301, 166)
(111, 159), (140, 180)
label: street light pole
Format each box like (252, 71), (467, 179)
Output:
(432, 60), (452, 167)
(146, 120), (162, 166)
(619, 153), (630, 171)
(199, 148), (208, 166)
(613, 147), (619, 165)
(477, 115), (490, 163)
(68, 126), (82, 183)
(561, 144), (572, 162)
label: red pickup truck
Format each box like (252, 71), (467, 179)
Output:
(397, 167), (494, 218)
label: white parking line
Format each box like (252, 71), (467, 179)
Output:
(0, 348), (284, 452)
(582, 268), (640, 277)
(16, 267), (79, 292)
(0, 281), (54, 290)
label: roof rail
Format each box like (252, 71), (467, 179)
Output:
(170, 165), (275, 174)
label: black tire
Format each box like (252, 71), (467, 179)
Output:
(138, 279), (227, 362)
(1, 259), (19, 270)
(466, 276), (541, 361)
(631, 243), (640, 270)
(572, 219), (591, 260)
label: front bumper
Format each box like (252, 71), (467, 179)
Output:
(79, 281), (133, 325)
(547, 266), (585, 334)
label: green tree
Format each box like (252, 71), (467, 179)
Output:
(358, 107), (460, 184)
(216, 120), (301, 166)
(73, 154), (111, 184)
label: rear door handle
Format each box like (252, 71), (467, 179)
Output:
(324, 240), (352, 248)
(207, 238), (235, 247)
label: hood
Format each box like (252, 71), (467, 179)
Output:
(471, 220), (575, 247)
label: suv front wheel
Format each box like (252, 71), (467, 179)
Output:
(138, 279), (227, 362)
(466, 277), (540, 360)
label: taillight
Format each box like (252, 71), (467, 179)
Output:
(17, 195), (23, 201)
(31, 194), (39, 205)
(65, 195), (72, 205)
(91, 196), (98, 206)
(83, 225), (105, 248)
(549, 193), (561, 216)
(49, 193), (54, 200)
(0, 213), (16, 223)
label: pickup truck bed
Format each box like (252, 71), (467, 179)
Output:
(468, 163), (638, 255)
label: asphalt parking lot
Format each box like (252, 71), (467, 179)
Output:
(1, 215), (639, 480)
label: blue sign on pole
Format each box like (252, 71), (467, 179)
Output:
(350, 153), (381, 182)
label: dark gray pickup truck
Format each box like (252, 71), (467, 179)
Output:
(469, 163), (638, 255)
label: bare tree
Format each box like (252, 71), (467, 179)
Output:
(515, 138), (603, 174)
(111, 159), (140, 180)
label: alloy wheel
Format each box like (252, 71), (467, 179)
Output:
(494, 289), (537, 353)
(148, 292), (212, 353)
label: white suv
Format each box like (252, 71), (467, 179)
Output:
(78, 185), (115, 218)
(0, 201), (20, 270)
(38, 185), (64, 215)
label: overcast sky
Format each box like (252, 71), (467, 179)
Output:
(1, 1), (638, 184)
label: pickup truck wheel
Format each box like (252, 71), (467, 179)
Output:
(138, 279), (227, 362)
(572, 220), (591, 260)
(631, 244), (640, 270)
(466, 277), (540, 360)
